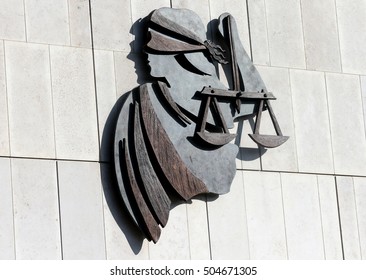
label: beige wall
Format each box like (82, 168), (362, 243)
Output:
(0, 0), (366, 260)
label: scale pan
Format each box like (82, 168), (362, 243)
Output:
(196, 132), (237, 146)
(249, 134), (289, 148)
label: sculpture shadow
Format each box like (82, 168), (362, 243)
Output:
(100, 91), (148, 254)
(234, 115), (267, 162)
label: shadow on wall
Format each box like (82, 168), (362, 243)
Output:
(99, 15), (263, 253)
(100, 92), (147, 254)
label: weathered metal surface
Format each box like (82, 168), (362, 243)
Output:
(218, 13), (268, 105)
(139, 84), (209, 200)
(121, 139), (161, 243)
(156, 81), (191, 124)
(200, 86), (276, 100)
(147, 30), (206, 53)
(133, 102), (170, 227)
(249, 99), (289, 148)
(218, 13), (288, 148)
(226, 15), (242, 112)
(248, 134), (289, 148)
(195, 94), (237, 146)
(114, 92), (137, 226)
(112, 7), (288, 243)
(150, 8), (206, 46)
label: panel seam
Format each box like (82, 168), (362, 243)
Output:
(23, 0), (27, 42)
(353, 177), (363, 259)
(2, 41), (12, 158)
(88, 0), (102, 161)
(262, 0), (272, 65)
(316, 175), (327, 259)
(241, 171), (251, 260)
(288, 68), (300, 172)
(279, 173), (289, 259)
(66, 0), (72, 46)
(48, 45), (58, 159)
(334, 177), (345, 259)
(358, 76), (366, 140)
(333, 0), (344, 73)
(88, 1), (107, 258)
(9, 158), (16, 259)
(245, 0), (253, 61)
(324, 72), (337, 174)
(54, 161), (64, 259)
(298, 0), (308, 69)
(205, 194), (213, 260)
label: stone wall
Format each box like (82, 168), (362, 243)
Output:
(0, 0), (365, 260)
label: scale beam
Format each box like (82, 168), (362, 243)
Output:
(200, 86), (276, 100)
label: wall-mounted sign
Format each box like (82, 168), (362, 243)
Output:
(113, 8), (288, 243)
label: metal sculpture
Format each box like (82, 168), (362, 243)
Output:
(113, 8), (288, 243)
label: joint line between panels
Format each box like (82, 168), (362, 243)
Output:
(316, 175), (327, 259)
(245, 0), (254, 61)
(88, 0), (102, 160)
(334, 177), (345, 260)
(204, 194), (213, 260)
(55, 161), (64, 260)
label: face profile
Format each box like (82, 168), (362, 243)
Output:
(112, 7), (287, 243)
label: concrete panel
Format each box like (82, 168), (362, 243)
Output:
(5, 41), (55, 158)
(187, 195), (211, 260)
(69, 0), (92, 48)
(281, 173), (324, 259)
(353, 177), (366, 260)
(336, 176), (361, 259)
(247, 0), (270, 65)
(50, 46), (99, 161)
(0, 159), (14, 259)
(336, 0), (366, 74)
(207, 171), (250, 259)
(235, 118), (261, 171)
(243, 171), (287, 259)
(0, 41), (9, 156)
(58, 161), (106, 259)
(265, 0), (305, 68)
(326, 73), (366, 176)
(172, 0), (210, 26)
(301, 0), (341, 72)
(229, 122), (243, 170)
(114, 51), (139, 98)
(317, 175), (343, 259)
(290, 69), (334, 174)
(0, 0), (26, 41)
(94, 50), (117, 162)
(103, 201), (149, 259)
(25, 0), (70, 45)
(209, 0), (250, 53)
(149, 202), (190, 260)
(256, 66), (298, 172)
(362, 76), (366, 137)
(90, 0), (132, 51)
(12, 159), (61, 259)
(132, 1), (171, 22)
